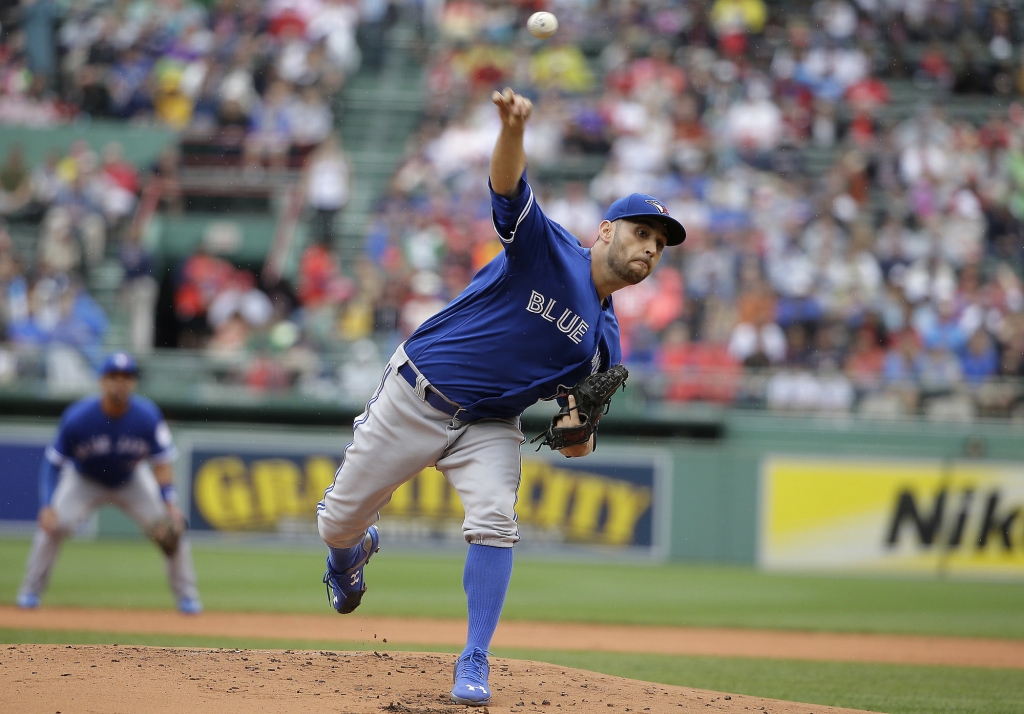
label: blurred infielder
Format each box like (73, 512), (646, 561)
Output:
(317, 88), (685, 706)
(16, 352), (202, 614)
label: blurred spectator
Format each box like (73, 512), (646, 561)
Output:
(119, 231), (158, 355)
(0, 146), (33, 217)
(399, 270), (445, 337)
(244, 80), (293, 171)
(844, 324), (887, 394)
(147, 146), (184, 214)
(206, 311), (251, 360)
(301, 135), (351, 244)
(297, 237), (353, 309)
(710, 0), (767, 56)
(918, 342), (964, 395)
(30, 151), (62, 209)
(724, 78), (783, 164)
(545, 181), (602, 247)
(97, 143), (139, 235)
(960, 328), (999, 384)
(657, 321), (739, 404)
(338, 336), (385, 401)
(174, 251), (242, 348)
(289, 86), (334, 147)
(36, 209), (82, 277)
(919, 298), (968, 353)
(882, 330), (923, 411)
(21, 0), (63, 86)
(728, 304), (786, 367)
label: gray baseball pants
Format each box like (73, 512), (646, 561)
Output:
(317, 345), (524, 549)
(18, 462), (200, 603)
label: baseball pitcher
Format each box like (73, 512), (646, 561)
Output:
(16, 352), (202, 614)
(316, 87), (686, 706)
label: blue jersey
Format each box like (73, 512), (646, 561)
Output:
(405, 174), (621, 421)
(46, 395), (177, 488)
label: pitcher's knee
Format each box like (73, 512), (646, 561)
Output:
(462, 514), (519, 546)
(43, 525), (72, 541)
(317, 511), (373, 549)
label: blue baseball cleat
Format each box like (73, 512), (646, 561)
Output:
(323, 525), (379, 614)
(178, 597), (203, 615)
(451, 648), (491, 706)
(16, 593), (40, 609)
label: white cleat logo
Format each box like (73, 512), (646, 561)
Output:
(464, 685), (487, 693)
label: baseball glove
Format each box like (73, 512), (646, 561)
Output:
(150, 517), (183, 557)
(531, 365), (628, 451)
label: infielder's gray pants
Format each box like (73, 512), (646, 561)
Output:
(318, 346), (524, 549)
(19, 463), (200, 603)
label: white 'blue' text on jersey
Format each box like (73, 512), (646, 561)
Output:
(404, 174), (621, 421)
(46, 395), (178, 487)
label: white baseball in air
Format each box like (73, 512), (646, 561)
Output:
(527, 11), (559, 39)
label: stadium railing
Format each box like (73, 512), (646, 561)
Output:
(0, 345), (1019, 426)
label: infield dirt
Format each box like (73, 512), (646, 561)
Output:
(3, 606), (1022, 713)
(1, 644), (877, 714)
(2, 606), (1022, 669)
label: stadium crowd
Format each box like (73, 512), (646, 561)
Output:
(4, 0), (1024, 420)
(339, 0), (1024, 419)
(0, 0), (368, 148)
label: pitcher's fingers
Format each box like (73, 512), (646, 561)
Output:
(567, 394), (580, 423)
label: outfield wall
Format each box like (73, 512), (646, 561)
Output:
(3, 414), (1023, 577)
(666, 414), (1024, 577)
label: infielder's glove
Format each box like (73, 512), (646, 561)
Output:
(531, 365), (628, 451)
(150, 517), (183, 557)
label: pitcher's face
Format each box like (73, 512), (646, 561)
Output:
(605, 218), (667, 285)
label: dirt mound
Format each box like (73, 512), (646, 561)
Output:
(1, 644), (875, 714)
(2, 606), (1021, 670)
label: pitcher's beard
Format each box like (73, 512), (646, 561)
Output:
(614, 262), (647, 284)
(606, 223), (653, 284)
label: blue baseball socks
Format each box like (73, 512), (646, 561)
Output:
(462, 543), (514, 655)
(451, 543), (514, 705)
(328, 544), (363, 572)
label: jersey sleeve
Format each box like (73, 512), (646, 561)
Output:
(489, 172), (554, 273)
(149, 419), (178, 464)
(47, 412), (74, 466)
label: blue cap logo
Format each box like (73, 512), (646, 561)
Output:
(101, 351), (139, 376)
(645, 199), (669, 215)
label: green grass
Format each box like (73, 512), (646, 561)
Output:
(3, 537), (1023, 639)
(3, 536), (1024, 714)
(1, 627), (1021, 714)
(504, 651), (1024, 714)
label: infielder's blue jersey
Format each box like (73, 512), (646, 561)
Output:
(405, 174), (621, 421)
(46, 395), (177, 488)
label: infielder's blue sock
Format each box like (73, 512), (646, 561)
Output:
(461, 543), (514, 656)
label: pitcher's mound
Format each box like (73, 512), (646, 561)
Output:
(1, 644), (875, 713)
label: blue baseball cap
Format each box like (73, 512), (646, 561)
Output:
(101, 351), (139, 377)
(604, 194), (686, 246)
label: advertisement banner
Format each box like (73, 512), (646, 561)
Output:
(0, 431), (50, 523)
(760, 456), (1024, 577)
(186, 436), (665, 553)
